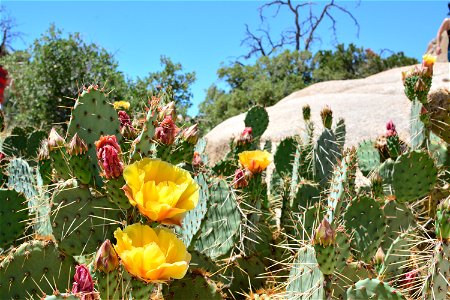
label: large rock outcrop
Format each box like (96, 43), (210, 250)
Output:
(205, 62), (449, 164)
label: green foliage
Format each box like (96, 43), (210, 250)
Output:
(128, 55), (196, 115)
(0, 25), (128, 129)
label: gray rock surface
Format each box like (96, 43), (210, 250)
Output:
(205, 62), (450, 164)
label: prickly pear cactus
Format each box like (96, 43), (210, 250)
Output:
(0, 189), (29, 248)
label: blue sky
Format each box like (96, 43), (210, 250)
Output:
(2, 1), (447, 116)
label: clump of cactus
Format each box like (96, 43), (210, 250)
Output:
(0, 54), (448, 300)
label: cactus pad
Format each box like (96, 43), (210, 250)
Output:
(0, 240), (75, 299)
(244, 105), (269, 139)
(347, 278), (406, 299)
(392, 150), (437, 203)
(357, 139), (381, 176)
(314, 129), (340, 184)
(0, 189), (29, 248)
(344, 196), (386, 262)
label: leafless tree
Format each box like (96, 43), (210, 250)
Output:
(241, 0), (360, 59)
(0, 6), (22, 57)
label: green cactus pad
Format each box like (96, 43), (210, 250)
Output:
(386, 135), (401, 159)
(329, 262), (373, 299)
(347, 278), (406, 299)
(0, 189), (29, 248)
(227, 255), (266, 296)
(163, 272), (222, 300)
(50, 149), (72, 181)
(334, 117), (346, 149)
(212, 159), (236, 177)
(6, 158), (38, 201)
(377, 158), (395, 195)
(335, 228), (352, 270)
(424, 87), (450, 144)
(194, 179), (241, 259)
(392, 150), (437, 203)
(68, 154), (92, 185)
(0, 240), (76, 299)
(130, 109), (157, 161)
(67, 89), (121, 186)
(326, 151), (355, 225)
(344, 196), (387, 262)
(381, 201), (414, 251)
(26, 130), (47, 159)
(292, 181), (320, 210)
(274, 137), (297, 175)
(244, 105), (269, 139)
(286, 246), (325, 299)
(51, 181), (123, 256)
(176, 173), (209, 247)
(357, 139), (381, 176)
(381, 234), (412, 280)
(313, 244), (335, 275)
(314, 129), (341, 184)
(424, 242), (450, 300)
(104, 176), (131, 210)
(42, 293), (81, 300)
(2, 126), (27, 157)
(38, 159), (53, 185)
(428, 132), (449, 168)
(410, 99), (426, 150)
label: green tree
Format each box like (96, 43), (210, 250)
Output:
(198, 50), (313, 132)
(0, 25), (128, 129)
(127, 56), (196, 116)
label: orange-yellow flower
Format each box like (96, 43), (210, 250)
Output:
(122, 158), (199, 226)
(114, 223), (190, 282)
(238, 150), (273, 174)
(422, 54), (436, 68)
(113, 101), (130, 110)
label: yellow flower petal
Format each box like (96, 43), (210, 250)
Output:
(114, 223), (191, 282)
(122, 158), (199, 225)
(238, 150), (273, 174)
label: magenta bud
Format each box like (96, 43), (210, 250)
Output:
(233, 169), (248, 189)
(155, 115), (177, 145)
(234, 127), (253, 146)
(72, 264), (94, 293)
(192, 151), (203, 168)
(95, 135), (123, 179)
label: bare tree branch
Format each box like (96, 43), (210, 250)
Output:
(241, 0), (360, 59)
(0, 6), (23, 56)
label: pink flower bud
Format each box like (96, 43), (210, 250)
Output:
(118, 111), (136, 139)
(385, 120), (397, 137)
(192, 151), (203, 168)
(94, 239), (119, 273)
(95, 135), (123, 179)
(155, 116), (178, 145)
(72, 264), (94, 293)
(234, 127), (253, 146)
(48, 128), (65, 151)
(403, 269), (419, 289)
(313, 218), (335, 247)
(233, 169), (248, 189)
(0, 151), (5, 162)
(67, 133), (88, 156)
(182, 124), (199, 145)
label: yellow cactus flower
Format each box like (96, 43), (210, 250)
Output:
(114, 223), (191, 282)
(122, 158), (199, 226)
(113, 101), (130, 110)
(422, 54), (436, 66)
(238, 150), (273, 174)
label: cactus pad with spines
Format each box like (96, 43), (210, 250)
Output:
(313, 244), (335, 275)
(424, 87), (450, 144)
(381, 201), (414, 251)
(227, 255), (266, 296)
(0, 189), (29, 248)
(163, 272), (223, 300)
(286, 246), (325, 299)
(274, 137), (297, 175)
(194, 178), (241, 259)
(357, 139), (381, 176)
(244, 105), (269, 139)
(410, 100), (426, 150)
(0, 240), (76, 299)
(346, 278), (406, 299)
(7, 158), (38, 201)
(104, 176), (131, 210)
(67, 88), (121, 186)
(334, 117), (346, 149)
(176, 173), (209, 247)
(314, 129), (340, 184)
(392, 150), (437, 203)
(51, 181), (122, 256)
(130, 109), (157, 160)
(344, 196), (386, 262)
(381, 234), (412, 280)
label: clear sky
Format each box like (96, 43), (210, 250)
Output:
(2, 1), (448, 116)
